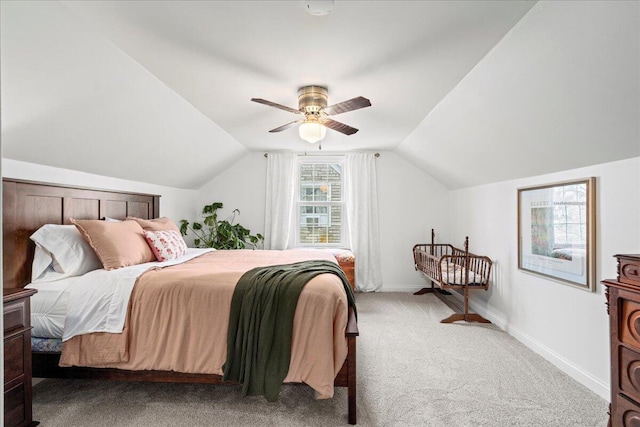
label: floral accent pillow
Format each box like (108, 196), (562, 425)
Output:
(144, 230), (188, 262)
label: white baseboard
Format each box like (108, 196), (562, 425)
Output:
(446, 291), (610, 401)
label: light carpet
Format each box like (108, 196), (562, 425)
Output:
(32, 292), (608, 426)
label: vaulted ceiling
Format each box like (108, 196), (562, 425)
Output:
(1, 1), (638, 189)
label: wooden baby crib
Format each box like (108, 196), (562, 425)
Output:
(413, 229), (493, 323)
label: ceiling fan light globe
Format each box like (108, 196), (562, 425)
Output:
(299, 122), (326, 144)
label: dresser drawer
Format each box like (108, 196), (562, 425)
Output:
(613, 393), (640, 427)
(620, 299), (640, 351)
(3, 288), (37, 427)
(3, 299), (27, 335)
(4, 334), (25, 384)
(4, 382), (26, 427)
(620, 256), (640, 287)
(620, 346), (640, 405)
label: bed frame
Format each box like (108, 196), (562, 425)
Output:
(2, 178), (359, 425)
(413, 229), (492, 324)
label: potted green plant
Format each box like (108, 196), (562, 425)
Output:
(179, 202), (264, 249)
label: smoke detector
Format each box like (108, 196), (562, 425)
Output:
(305, 0), (334, 16)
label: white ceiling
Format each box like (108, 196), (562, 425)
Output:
(1, 1), (638, 189)
(60, 0), (536, 153)
(397, 0), (640, 188)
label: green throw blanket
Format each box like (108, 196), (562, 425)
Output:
(222, 259), (357, 402)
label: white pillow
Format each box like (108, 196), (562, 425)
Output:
(30, 224), (103, 282)
(31, 244), (56, 282)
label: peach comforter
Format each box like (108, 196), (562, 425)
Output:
(60, 249), (349, 398)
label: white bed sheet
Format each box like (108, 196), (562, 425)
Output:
(26, 248), (213, 342)
(27, 279), (72, 339)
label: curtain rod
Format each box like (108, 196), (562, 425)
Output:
(264, 152), (380, 158)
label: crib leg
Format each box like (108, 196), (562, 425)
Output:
(440, 287), (491, 324)
(464, 314), (491, 323)
(440, 314), (466, 323)
(415, 287), (452, 296)
(464, 286), (469, 314)
(414, 279), (452, 295)
(414, 278), (435, 295)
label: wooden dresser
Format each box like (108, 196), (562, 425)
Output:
(338, 259), (355, 291)
(4, 288), (38, 427)
(327, 249), (356, 291)
(603, 254), (640, 427)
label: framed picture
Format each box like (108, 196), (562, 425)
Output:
(517, 177), (596, 291)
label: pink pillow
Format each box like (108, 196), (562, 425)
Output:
(144, 230), (188, 262)
(71, 219), (156, 270)
(126, 216), (179, 232)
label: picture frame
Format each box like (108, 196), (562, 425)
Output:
(517, 177), (596, 291)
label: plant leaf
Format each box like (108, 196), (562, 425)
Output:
(203, 215), (215, 227)
(181, 201), (263, 250)
(203, 202), (224, 214)
(179, 220), (189, 236)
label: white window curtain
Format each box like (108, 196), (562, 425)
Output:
(345, 153), (382, 292)
(264, 152), (296, 250)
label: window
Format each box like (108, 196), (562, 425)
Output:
(296, 159), (344, 246)
(551, 184), (587, 249)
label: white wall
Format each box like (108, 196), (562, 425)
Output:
(376, 152), (450, 291)
(1, 159), (198, 223)
(196, 151), (450, 291)
(195, 152), (268, 241)
(449, 156), (640, 400)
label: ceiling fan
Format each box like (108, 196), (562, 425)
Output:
(251, 86), (371, 144)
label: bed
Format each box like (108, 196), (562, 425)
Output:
(413, 229), (492, 323)
(2, 178), (359, 425)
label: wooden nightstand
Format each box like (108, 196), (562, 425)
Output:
(4, 288), (39, 427)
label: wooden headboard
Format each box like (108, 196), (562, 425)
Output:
(2, 179), (160, 289)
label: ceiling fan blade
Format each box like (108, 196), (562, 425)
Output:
(251, 98), (302, 115)
(321, 119), (359, 136)
(323, 96), (371, 115)
(269, 120), (304, 133)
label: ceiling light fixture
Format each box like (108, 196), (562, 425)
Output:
(298, 86), (327, 144)
(306, 0), (334, 16)
(299, 118), (327, 144)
